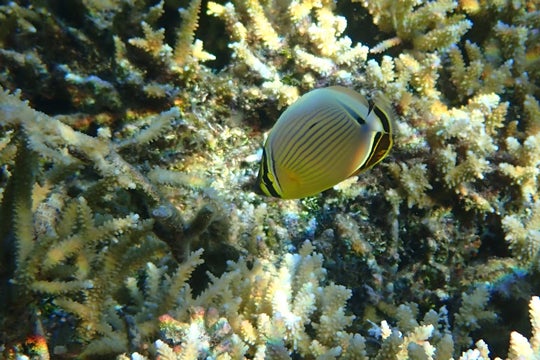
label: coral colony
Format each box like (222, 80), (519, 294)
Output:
(0, 0), (539, 358)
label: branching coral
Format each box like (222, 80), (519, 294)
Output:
(116, 241), (369, 359)
(0, 130), (163, 351)
(126, 0), (215, 71)
(447, 41), (513, 101)
(120, 260), (538, 360)
(358, 0), (473, 52)
(78, 249), (205, 356)
(502, 200), (540, 267)
(189, 241), (364, 358)
(453, 285), (497, 348)
(1, 0), (540, 359)
(430, 93), (501, 190)
(0, 86), (223, 355)
(207, 0), (369, 108)
(507, 296), (540, 360)
(499, 130), (540, 203)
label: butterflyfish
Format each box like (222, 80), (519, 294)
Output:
(256, 86), (394, 199)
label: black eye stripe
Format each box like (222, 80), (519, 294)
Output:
(373, 105), (391, 133)
(362, 132), (392, 170)
(260, 148), (281, 197)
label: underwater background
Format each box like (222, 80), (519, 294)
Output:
(0, 0), (539, 358)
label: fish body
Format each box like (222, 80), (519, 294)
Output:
(256, 86), (394, 199)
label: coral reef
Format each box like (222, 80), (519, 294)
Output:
(1, 0), (539, 359)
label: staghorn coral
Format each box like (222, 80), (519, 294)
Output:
(507, 296), (540, 360)
(453, 285), (498, 348)
(447, 41), (513, 102)
(0, 130), (163, 352)
(76, 249), (205, 356)
(0, 87), (223, 355)
(132, 241), (367, 359)
(358, 0), (473, 53)
(499, 129), (540, 203)
(126, 0), (215, 72)
(501, 200), (540, 267)
(121, 253), (538, 360)
(188, 240), (364, 358)
(207, 0), (370, 108)
(1, 0), (540, 359)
